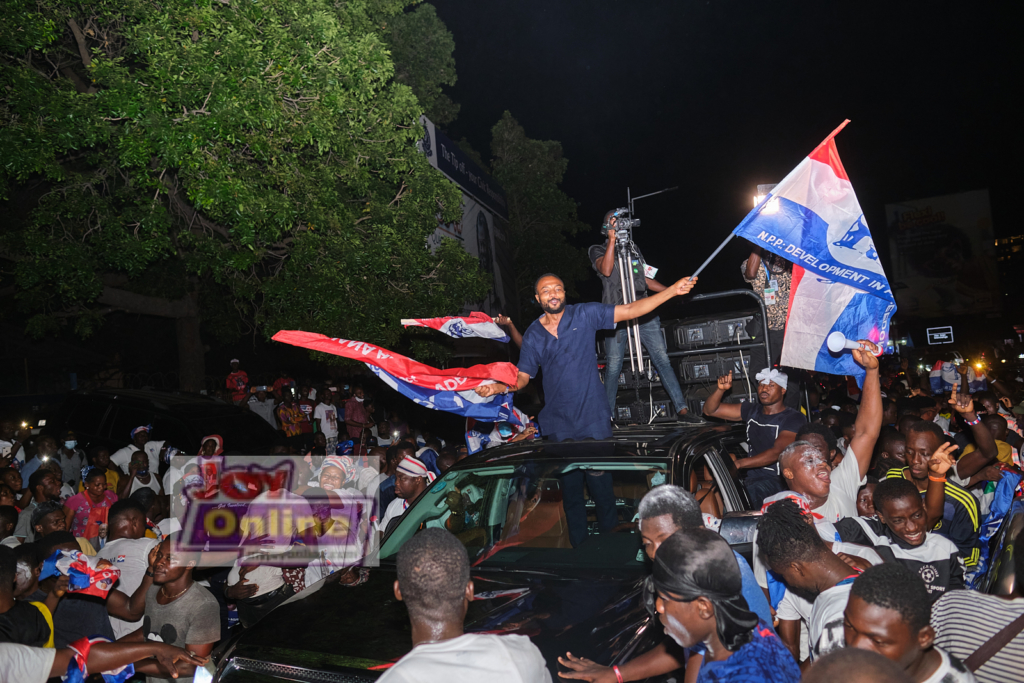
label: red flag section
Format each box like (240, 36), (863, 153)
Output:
(272, 331), (518, 391)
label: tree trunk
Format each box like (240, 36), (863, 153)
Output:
(98, 286), (206, 393)
(176, 313), (204, 392)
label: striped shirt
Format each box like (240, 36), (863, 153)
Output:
(932, 591), (1024, 683)
(885, 467), (980, 567)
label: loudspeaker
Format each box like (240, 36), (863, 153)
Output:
(595, 327), (668, 360)
(672, 311), (760, 350)
(678, 355), (719, 383)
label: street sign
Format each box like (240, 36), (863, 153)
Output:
(926, 326), (954, 345)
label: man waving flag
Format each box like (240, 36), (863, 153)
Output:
(732, 120), (896, 382)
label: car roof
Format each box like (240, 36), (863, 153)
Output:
(67, 388), (220, 411)
(457, 422), (738, 467)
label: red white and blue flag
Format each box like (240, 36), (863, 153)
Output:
(41, 549), (120, 599)
(401, 312), (510, 343)
(272, 331), (519, 421)
(732, 121), (896, 382)
(64, 636), (134, 683)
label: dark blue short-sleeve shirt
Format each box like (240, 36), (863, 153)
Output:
(518, 303), (616, 442)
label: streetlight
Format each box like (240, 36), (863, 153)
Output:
(753, 183), (780, 215)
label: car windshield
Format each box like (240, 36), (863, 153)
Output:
(379, 458), (668, 571)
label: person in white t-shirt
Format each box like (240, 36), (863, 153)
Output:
(376, 456), (432, 535)
(752, 345), (882, 593)
(844, 563), (977, 683)
(313, 391), (340, 454)
(378, 527), (551, 683)
(108, 425), (164, 477)
(758, 497), (866, 662)
(96, 500), (159, 639)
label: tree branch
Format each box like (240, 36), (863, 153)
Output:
(160, 174), (231, 239)
(67, 19), (92, 67)
(60, 67), (98, 94)
(97, 286), (198, 319)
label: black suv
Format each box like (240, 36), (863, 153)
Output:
(212, 423), (759, 682)
(53, 389), (280, 455)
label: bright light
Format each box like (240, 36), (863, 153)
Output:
(753, 194), (766, 207)
(1002, 359), (1007, 363)
(20, 421), (27, 428)
(976, 363), (983, 369)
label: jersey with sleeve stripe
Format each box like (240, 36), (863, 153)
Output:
(835, 515), (964, 601)
(885, 467), (980, 567)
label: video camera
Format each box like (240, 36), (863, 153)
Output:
(603, 207), (640, 233)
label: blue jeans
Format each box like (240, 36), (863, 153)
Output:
(560, 469), (618, 548)
(604, 316), (687, 414)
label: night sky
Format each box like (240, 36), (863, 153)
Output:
(431, 1), (1017, 299)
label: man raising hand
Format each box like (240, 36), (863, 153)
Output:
(475, 272), (696, 443)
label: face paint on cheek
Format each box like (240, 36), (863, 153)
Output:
(663, 612), (694, 648)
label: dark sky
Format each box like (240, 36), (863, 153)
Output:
(431, 1), (1017, 297)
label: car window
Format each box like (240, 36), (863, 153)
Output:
(380, 460), (669, 571)
(105, 406), (156, 444)
(64, 400), (111, 437)
(150, 416), (191, 450)
(187, 412), (278, 454)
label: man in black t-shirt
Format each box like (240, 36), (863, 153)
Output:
(589, 212), (692, 419)
(703, 368), (805, 506)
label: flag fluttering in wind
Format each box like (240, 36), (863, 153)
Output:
(401, 312), (510, 343)
(367, 365), (517, 422)
(273, 331), (519, 421)
(272, 331), (517, 390)
(732, 120), (896, 381)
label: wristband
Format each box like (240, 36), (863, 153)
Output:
(928, 475), (947, 483)
(613, 665), (624, 683)
(146, 569), (155, 577)
(965, 415), (981, 426)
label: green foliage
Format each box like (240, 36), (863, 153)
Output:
(384, 3), (459, 125)
(0, 0), (487, 359)
(489, 111), (589, 318)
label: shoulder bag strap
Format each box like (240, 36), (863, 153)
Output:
(963, 610), (1024, 671)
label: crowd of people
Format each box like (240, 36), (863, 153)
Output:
(0, 260), (1022, 681)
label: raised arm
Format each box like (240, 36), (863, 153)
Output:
(494, 315), (523, 349)
(614, 277), (696, 323)
(595, 230), (616, 277)
(948, 383), (999, 479)
(744, 249), (762, 281)
(703, 374), (743, 421)
(925, 442), (958, 529)
(849, 341), (883, 478)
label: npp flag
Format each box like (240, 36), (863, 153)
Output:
(272, 331), (517, 390)
(732, 120), (896, 382)
(402, 312), (510, 343)
(929, 360), (988, 394)
(64, 636), (135, 683)
(41, 550), (120, 598)
(366, 364), (518, 423)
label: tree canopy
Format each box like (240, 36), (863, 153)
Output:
(489, 112), (589, 318)
(0, 0), (486, 388)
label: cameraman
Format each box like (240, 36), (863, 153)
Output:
(590, 210), (693, 420)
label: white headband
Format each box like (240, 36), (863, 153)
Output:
(755, 368), (788, 390)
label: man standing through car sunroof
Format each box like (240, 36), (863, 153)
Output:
(474, 272), (697, 442)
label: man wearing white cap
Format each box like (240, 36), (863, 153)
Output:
(703, 367), (805, 506)
(376, 456), (434, 535)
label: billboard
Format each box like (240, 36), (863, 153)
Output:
(420, 117), (517, 319)
(885, 189), (998, 318)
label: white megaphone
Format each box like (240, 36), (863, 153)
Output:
(827, 331), (862, 354)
